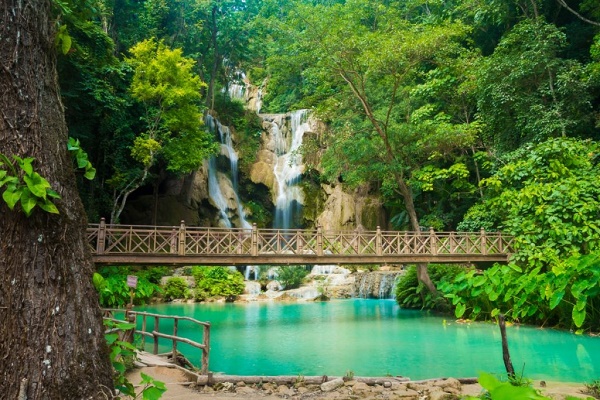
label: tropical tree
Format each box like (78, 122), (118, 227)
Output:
(109, 38), (218, 223)
(0, 0), (113, 397)
(476, 18), (593, 152)
(447, 138), (600, 329)
(265, 0), (479, 292)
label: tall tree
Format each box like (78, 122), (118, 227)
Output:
(0, 0), (113, 398)
(109, 38), (218, 223)
(266, 0), (478, 292)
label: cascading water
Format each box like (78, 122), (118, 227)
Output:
(272, 110), (310, 229)
(205, 114), (251, 229)
(354, 272), (402, 299)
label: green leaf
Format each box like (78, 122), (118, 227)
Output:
(93, 273), (105, 290)
(23, 173), (49, 198)
(76, 152), (88, 168)
(20, 188), (37, 216)
(15, 156), (34, 176)
(61, 33), (72, 55)
(509, 264), (522, 273)
(38, 199), (59, 214)
(3, 186), (21, 210)
(47, 189), (61, 199)
(455, 302), (466, 318)
(67, 137), (80, 151)
(84, 166), (96, 180)
(478, 372), (502, 392)
(572, 306), (586, 328)
(142, 386), (167, 400)
(549, 291), (565, 310)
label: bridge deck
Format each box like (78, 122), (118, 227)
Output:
(88, 220), (513, 266)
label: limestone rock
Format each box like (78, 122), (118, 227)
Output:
(433, 378), (461, 392)
(429, 390), (459, 400)
(235, 386), (256, 395)
(267, 281), (282, 291)
(321, 378), (345, 392)
(351, 382), (371, 392)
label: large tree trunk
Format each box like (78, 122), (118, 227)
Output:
(0, 1), (114, 398)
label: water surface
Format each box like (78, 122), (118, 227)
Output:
(137, 299), (600, 382)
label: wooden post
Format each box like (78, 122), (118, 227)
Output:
(376, 226), (382, 256)
(178, 220), (186, 256)
(296, 231), (304, 254)
(449, 232), (456, 254)
(172, 318), (178, 363)
(170, 228), (177, 254)
(251, 224), (258, 256)
(498, 314), (515, 379)
(153, 316), (160, 355)
(316, 225), (323, 256)
(202, 323), (211, 374)
(429, 227), (437, 255)
(128, 225), (133, 252)
(480, 228), (487, 255)
(121, 307), (135, 344)
(141, 314), (147, 348)
(97, 218), (106, 254)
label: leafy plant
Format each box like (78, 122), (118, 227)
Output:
(464, 372), (550, 400)
(395, 264), (463, 310)
(93, 267), (162, 308)
(192, 266), (245, 300)
(583, 379), (600, 398)
(275, 266), (309, 290)
(163, 277), (190, 301)
(104, 319), (166, 399)
(449, 138), (600, 330)
(0, 154), (61, 216)
(68, 137), (96, 179)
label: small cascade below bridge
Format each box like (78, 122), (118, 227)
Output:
(353, 271), (403, 299)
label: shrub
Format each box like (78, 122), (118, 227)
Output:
(275, 266), (309, 289)
(192, 266), (245, 300)
(93, 266), (162, 308)
(163, 277), (190, 301)
(395, 264), (463, 310)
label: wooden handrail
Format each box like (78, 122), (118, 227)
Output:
(103, 309), (211, 374)
(88, 221), (513, 265)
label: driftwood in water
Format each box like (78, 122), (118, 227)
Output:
(196, 374), (410, 386)
(498, 314), (516, 378)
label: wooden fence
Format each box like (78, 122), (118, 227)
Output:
(103, 309), (211, 374)
(89, 219), (513, 265)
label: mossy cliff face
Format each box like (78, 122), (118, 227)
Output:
(122, 105), (386, 229)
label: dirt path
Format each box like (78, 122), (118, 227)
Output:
(126, 362), (593, 400)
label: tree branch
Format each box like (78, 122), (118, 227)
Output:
(556, 0), (600, 27)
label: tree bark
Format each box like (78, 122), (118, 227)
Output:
(0, 1), (114, 398)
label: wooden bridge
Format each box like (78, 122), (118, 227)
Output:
(88, 219), (513, 266)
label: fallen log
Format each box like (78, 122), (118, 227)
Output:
(196, 374), (410, 386)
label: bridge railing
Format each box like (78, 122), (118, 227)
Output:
(102, 309), (211, 374)
(88, 219), (513, 258)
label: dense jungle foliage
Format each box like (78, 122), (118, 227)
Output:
(57, 0), (600, 330)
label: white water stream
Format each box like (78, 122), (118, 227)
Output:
(206, 114), (251, 229)
(272, 110), (310, 229)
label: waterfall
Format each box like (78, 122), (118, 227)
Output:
(273, 110), (310, 229)
(354, 272), (402, 299)
(205, 114), (251, 229)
